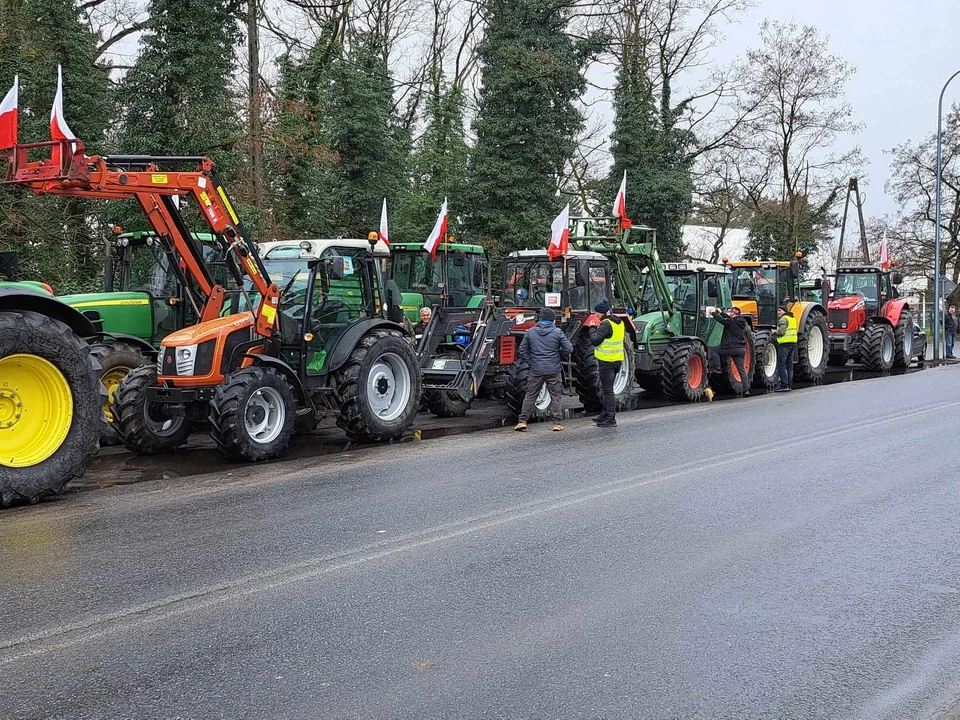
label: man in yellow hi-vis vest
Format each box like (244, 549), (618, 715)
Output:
(586, 299), (625, 427)
(775, 305), (797, 392)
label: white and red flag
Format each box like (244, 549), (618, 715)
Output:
(613, 170), (632, 228)
(378, 198), (390, 246)
(0, 76), (18, 150)
(547, 204), (570, 260)
(423, 198), (448, 260)
(879, 230), (890, 270)
(50, 65), (76, 166)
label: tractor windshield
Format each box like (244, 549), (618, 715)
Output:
(731, 267), (778, 298)
(501, 260), (577, 308)
(390, 249), (484, 306)
(835, 273), (880, 304)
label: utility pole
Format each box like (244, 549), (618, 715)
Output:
(934, 70), (960, 361)
(247, 0), (262, 206)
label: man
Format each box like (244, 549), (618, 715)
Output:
(412, 306), (433, 342)
(946, 305), (958, 359)
(775, 305), (797, 392)
(708, 306), (750, 397)
(587, 298), (624, 428)
(515, 308), (573, 432)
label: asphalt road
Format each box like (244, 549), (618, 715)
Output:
(4, 367), (960, 719)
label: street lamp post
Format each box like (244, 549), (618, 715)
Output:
(934, 69), (960, 361)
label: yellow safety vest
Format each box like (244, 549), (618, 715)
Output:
(779, 313), (798, 344)
(595, 317), (626, 362)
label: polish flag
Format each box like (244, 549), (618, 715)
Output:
(613, 170), (632, 228)
(50, 65), (76, 166)
(547, 204), (570, 260)
(879, 230), (890, 271)
(423, 198), (448, 260)
(0, 77), (18, 150)
(378, 198), (390, 246)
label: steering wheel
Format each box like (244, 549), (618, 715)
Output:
(533, 290), (546, 304)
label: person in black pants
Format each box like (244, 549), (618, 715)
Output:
(945, 305), (958, 359)
(708, 307), (749, 397)
(587, 299), (625, 427)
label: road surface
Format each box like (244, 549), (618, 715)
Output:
(3, 366), (960, 719)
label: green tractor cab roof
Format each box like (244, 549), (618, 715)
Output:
(390, 241), (485, 254)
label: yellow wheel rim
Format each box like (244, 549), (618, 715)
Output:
(0, 354), (74, 468)
(101, 366), (131, 424)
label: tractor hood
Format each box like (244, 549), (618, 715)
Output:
(828, 296), (865, 312)
(634, 310), (673, 344)
(162, 312), (255, 347)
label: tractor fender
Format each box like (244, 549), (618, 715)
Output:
(326, 318), (409, 373)
(0, 287), (96, 337)
(867, 316), (894, 329)
(793, 301), (827, 330)
(246, 353), (310, 405)
(882, 298), (910, 325)
(93, 332), (157, 358)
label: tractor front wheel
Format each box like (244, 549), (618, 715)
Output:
(114, 366), (192, 454)
(751, 330), (778, 391)
(861, 324), (895, 372)
(796, 312), (828, 381)
(332, 330), (420, 441)
(661, 341), (708, 402)
(89, 341), (147, 446)
(210, 367), (296, 461)
(0, 311), (103, 506)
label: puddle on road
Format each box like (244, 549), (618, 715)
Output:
(75, 362), (935, 492)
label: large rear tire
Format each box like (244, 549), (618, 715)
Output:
(661, 341), (708, 402)
(0, 311), (103, 506)
(210, 367), (296, 461)
(114, 366), (192, 454)
(796, 311), (828, 381)
(751, 330), (778, 390)
(331, 329), (421, 442)
(504, 359), (553, 419)
(861, 323), (895, 371)
(89, 341), (147, 446)
(571, 332), (603, 413)
(714, 330), (755, 395)
(893, 311), (914, 369)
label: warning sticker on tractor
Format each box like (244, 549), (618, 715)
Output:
(151, 174), (168, 184)
(261, 304), (277, 325)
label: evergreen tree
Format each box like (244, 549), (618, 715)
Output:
(744, 194), (837, 266)
(0, 0), (111, 290)
(607, 48), (692, 261)
(464, 0), (598, 255)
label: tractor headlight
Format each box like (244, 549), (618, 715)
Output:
(829, 323), (834, 328)
(841, 323), (847, 329)
(177, 348), (192, 361)
(174, 343), (198, 375)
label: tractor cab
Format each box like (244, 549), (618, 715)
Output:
(388, 242), (487, 321)
(500, 250), (611, 317)
(832, 267), (901, 316)
(729, 261), (798, 328)
(658, 263), (731, 343)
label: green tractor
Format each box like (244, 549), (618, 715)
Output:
(387, 241), (488, 322)
(0, 252), (104, 505)
(571, 216), (750, 402)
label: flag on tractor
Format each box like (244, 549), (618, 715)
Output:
(547, 204), (570, 260)
(50, 65), (76, 166)
(424, 198), (448, 260)
(379, 198), (390, 246)
(613, 171), (632, 228)
(879, 230), (890, 271)
(0, 76), (18, 150)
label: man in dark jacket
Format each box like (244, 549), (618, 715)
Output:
(515, 308), (574, 432)
(945, 305), (958, 359)
(587, 299), (625, 427)
(708, 306), (749, 397)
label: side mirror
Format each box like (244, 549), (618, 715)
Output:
(813, 278), (823, 290)
(385, 279), (403, 323)
(892, 272), (903, 286)
(706, 277), (718, 297)
(789, 259), (801, 280)
(453, 251), (465, 267)
(0, 251), (17, 280)
(329, 256), (345, 281)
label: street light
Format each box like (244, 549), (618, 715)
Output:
(934, 69), (960, 360)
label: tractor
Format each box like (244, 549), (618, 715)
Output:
(387, 241), (488, 322)
(827, 266), (917, 371)
(727, 258), (829, 389)
(0, 252), (104, 505)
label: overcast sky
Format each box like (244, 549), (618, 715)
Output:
(699, 0), (958, 221)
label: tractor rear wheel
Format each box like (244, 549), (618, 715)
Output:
(113, 366), (192, 454)
(796, 311), (828, 381)
(751, 330), (778, 390)
(861, 323), (895, 371)
(571, 332), (603, 413)
(660, 341), (708, 402)
(89, 341), (147, 446)
(505, 359), (553, 419)
(893, 311), (914, 368)
(210, 367), (296, 461)
(0, 311), (103, 506)
(713, 330), (755, 395)
(332, 329), (420, 441)
(610, 338), (637, 410)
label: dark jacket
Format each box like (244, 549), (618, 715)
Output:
(588, 315), (623, 350)
(946, 312), (959, 335)
(518, 322), (574, 376)
(712, 310), (747, 350)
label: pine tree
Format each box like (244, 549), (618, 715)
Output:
(464, 0), (597, 255)
(0, 0), (111, 290)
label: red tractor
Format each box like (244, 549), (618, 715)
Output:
(827, 266), (914, 371)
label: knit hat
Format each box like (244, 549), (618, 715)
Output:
(539, 307), (556, 322)
(594, 299), (612, 314)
